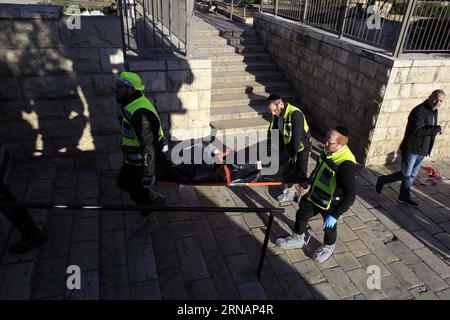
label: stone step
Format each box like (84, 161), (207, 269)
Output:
(210, 104), (269, 122)
(197, 43), (266, 55)
(194, 35), (260, 46)
(210, 52), (272, 63)
(194, 29), (256, 38)
(211, 91), (297, 108)
(210, 132), (272, 152)
(212, 60), (277, 73)
(212, 70), (284, 83)
(210, 117), (270, 136)
(211, 80), (292, 95)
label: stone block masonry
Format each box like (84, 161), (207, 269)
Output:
(128, 55), (212, 142)
(0, 3), (212, 167)
(254, 13), (449, 165)
(0, 4), (125, 168)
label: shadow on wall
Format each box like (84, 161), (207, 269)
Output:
(145, 56), (193, 144)
(0, 6), (125, 169)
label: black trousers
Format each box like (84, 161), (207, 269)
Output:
(117, 164), (154, 217)
(0, 182), (44, 242)
(293, 197), (337, 245)
(295, 148), (310, 184)
(280, 147), (310, 187)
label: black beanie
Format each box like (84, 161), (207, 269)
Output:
(267, 94), (281, 102)
(334, 126), (350, 137)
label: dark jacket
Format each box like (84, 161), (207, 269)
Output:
(329, 161), (358, 220)
(272, 105), (312, 157)
(308, 158), (358, 220)
(400, 100), (441, 156)
(0, 143), (10, 183)
(120, 92), (163, 177)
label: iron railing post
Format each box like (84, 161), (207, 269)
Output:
(302, 0), (308, 22)
(260, 0), (262, 13)
(230, 0), (234, 21)
(338, 0), (350, 37)
(274, 0), (278, 16)
(256, 211), (274, 278)
(393, 0), (417, 57)
(168, 0), (174, 51)
(185, 0), (194, 57)
(117, 0), (128, 59)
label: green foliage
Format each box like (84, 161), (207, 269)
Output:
(242, 0), (259, 5)
(39, 0), (115, 14)
(414, 2), (450, 17)
(389, 0), (450, 17)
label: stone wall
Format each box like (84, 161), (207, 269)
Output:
(0, 4), (212, 170)
(128, 57), (212, 142)
(254, 12), (450, 165)
(0, 4), (125, 170)
(368, 60), (450, 164)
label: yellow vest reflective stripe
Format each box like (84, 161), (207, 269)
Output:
(121, 95), (165, 165)
(307, 145), (357, 210)
(268, 103), (309, 152)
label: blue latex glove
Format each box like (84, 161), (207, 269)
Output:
(141, 176), (156, 190)
(323, 215), (337, 229)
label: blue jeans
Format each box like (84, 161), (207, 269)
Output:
(401, 153), (425, 189)
(379, 153), (425, 190)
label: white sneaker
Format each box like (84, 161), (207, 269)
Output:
(313, 244), (336, 263)
(277, 186), (297, 203)
(276, 233), (306, 249)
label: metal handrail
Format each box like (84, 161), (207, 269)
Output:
(260, 0), (450, 57)
(0, 200), (284, 278)
(118, 0), (194, 57)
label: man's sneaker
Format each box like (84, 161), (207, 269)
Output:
(313, 244), (336, 263)
(9, 234), (48, 255)
(398, 196), (419, 207)
(375, 176), (384, 194)
(276, 233), (305, 249)
(277, 186), (297, 204)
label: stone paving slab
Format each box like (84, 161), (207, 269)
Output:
(32, 257), (67, 299)
(100, 264), (130, 300)
(0, 261), (35, 299)
(65, 271), (99, 300)
(1, 146), (450, 300)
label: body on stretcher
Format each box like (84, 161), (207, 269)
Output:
(154, 139), (303, 187)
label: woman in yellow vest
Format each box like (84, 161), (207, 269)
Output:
(115, 72), (167, 236)
(276, 126), (359, 263)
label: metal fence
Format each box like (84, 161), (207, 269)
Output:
(118, 0), (194, 56)
(260, 0), (450, 57)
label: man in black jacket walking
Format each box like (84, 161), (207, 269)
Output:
(375, 90), (445, 206)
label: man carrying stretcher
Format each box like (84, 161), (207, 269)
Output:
(266, 94), (312, 205)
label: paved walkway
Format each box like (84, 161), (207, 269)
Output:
(0, 10), (449, 301)
(0, 148), (449, 299)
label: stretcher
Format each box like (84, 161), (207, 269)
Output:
(154, 140), (302, 187)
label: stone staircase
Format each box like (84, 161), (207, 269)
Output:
(194, 28), (300, 141)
